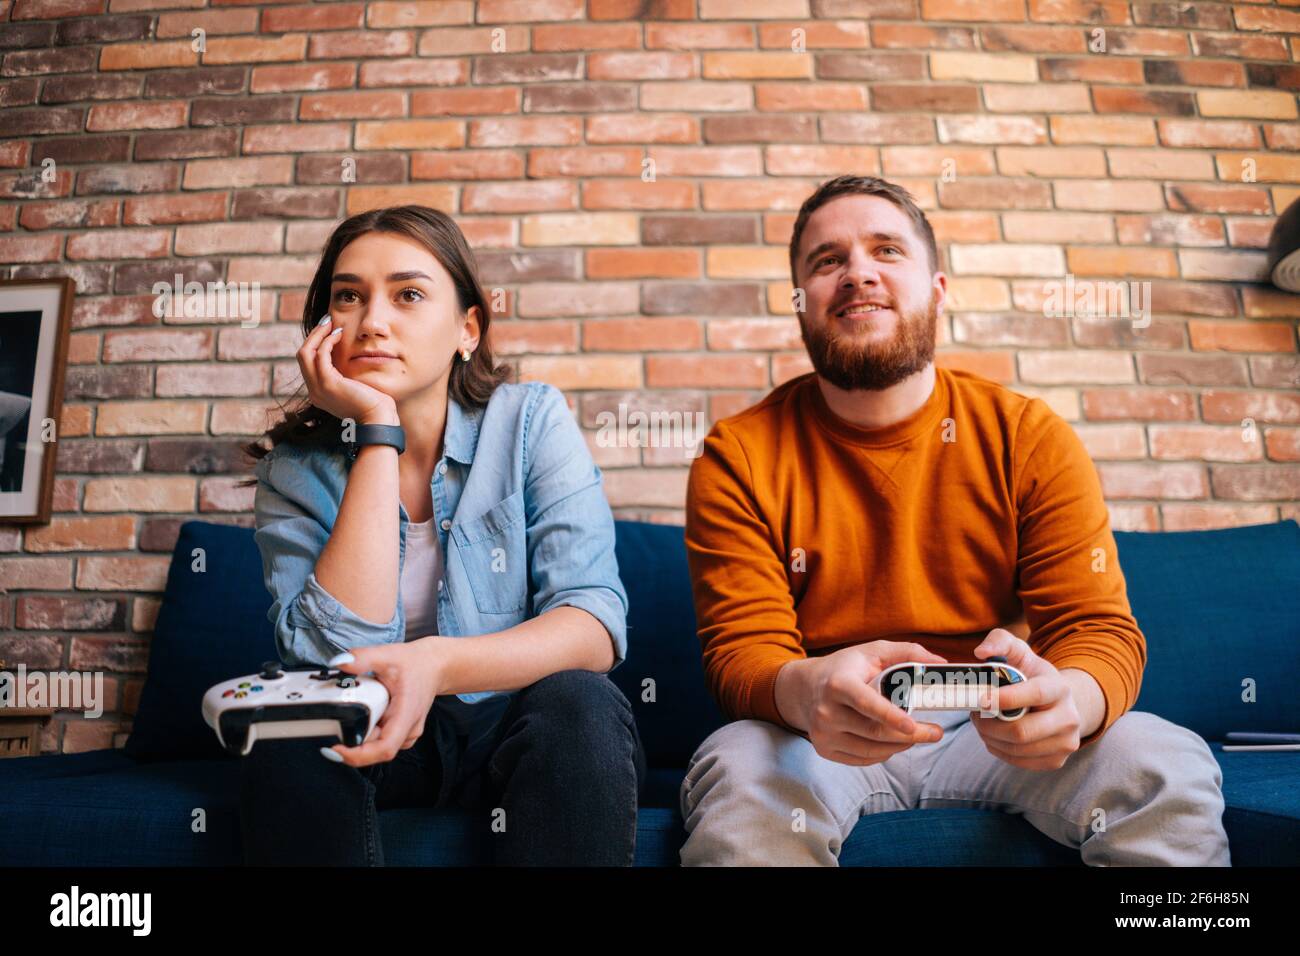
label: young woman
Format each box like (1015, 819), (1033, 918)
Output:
(239, 205), (645, 866)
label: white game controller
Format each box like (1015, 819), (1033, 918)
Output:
(202, 661), (389, 756)
(872, 657), (1028, 721)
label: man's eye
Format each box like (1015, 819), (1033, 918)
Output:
(818, 256), (839, 267)
(880, 246), (901, 256)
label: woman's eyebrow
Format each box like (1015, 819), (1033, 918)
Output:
(331, 271), (435, 284)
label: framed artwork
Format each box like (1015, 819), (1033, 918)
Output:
(0, 277), (73, 524)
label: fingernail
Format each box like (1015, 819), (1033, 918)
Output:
(330, 327), (342, 336)
(317, 315), (331, 326)
(328, 652), (354, 667)
(320, 747), (344, 763)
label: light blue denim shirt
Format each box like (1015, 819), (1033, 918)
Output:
(251, 381), (629, 776)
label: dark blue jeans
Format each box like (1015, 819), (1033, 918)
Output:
(239, 670), (647, 866)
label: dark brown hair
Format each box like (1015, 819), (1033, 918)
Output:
(788, 175), (940, 285)
(238, 205), (509, 478)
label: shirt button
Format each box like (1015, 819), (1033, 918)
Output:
(437, 580), (444, 592)
(440, 518), (451, 531)
(438, 462), (448, 475)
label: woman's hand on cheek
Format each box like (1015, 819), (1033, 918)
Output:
(321, 640), (445, 767)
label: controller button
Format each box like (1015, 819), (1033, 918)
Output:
(235, 691), (247, 699)
(222, 689), (234, 698)
(251, 685), (263, 692)
(238, 682), (251, 689)
(259, 661), (284, 680)
(287, 691), (302, 700)
(310, 669), (331, 680)
(338, 676), (357, 689)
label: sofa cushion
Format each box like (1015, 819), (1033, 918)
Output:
(607, 519), (726, 767)
(124, 521), (279, 762)
(1117, 520), (1300, 741)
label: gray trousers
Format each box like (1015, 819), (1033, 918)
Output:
(680, 708), (1231, 866)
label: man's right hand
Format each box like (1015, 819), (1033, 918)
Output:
(774, 641), (950, 766)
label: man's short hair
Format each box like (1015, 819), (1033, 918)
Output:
(788, 175), (940, 283)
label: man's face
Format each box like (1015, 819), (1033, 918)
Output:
(794, 194), (946, 392)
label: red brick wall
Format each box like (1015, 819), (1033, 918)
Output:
(0, 1), (1297, 752)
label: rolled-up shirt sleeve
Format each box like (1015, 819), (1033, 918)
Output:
(252, 450), (404, 667)
(522, 384), (629, 670)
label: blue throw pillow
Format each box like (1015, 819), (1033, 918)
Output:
(124, 521), (278, 761)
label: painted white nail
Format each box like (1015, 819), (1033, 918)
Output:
(320, 747), (344, 763)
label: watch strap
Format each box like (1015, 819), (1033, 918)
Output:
(347, 423), (406, 458)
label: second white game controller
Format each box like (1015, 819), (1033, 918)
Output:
(202, 661), (389, 756)
(872, 657), (1028, 721)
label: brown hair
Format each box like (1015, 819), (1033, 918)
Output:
(788, 175), (940, 285)
(238, 205), (509, 478)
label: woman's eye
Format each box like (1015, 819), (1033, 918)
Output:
(333, 290), (357, 303)
(398, 287), (424, 303)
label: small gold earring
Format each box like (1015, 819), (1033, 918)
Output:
(460, 348), (471, 362)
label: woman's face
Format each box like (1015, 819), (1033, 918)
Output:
(326, 231), (480, 403)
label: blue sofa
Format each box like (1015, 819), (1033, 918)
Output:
(2, 519), (1298, 866)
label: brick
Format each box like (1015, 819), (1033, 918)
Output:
(699, 0), (808, 17)
(586, 113), (697, 144)
(471, 116), (582, 147)
(100, 40), (198, 71)
(642, 81), (752, 112)
(298, 153), (405, 184)
(344, 185), (456, 215)
(411, 87), (519, 116)
(703, 114), (817, 144)
(32, 135), (128, 165)
(488, 319), (578, 355)
(1198, 90), (1298, 120)
(1243, 287), (1300, 320)
(462, 180), (576, 214)
(767, 144), (879, 176)
(261, 2), (363, 32)
(232, 188), (338, 220)
(144, 66), (246, 98)
(1040, 57), (1143, 84)
(66, 229), (169, 261)
(412, 149), (522, 181)
(1201, 390), (1300, 425)
(524, 84), (637, 114)
(4, 106), (83, 136)
(1002, 212), (1112, 243)
(1073, 423), (1146, 459)
(174, 222), (282, 256)
(1192, 31), (1289, 61)
(307, 30), (413, 59)
(1209, 465), (1300, 502)
(643, 214), (757, 246)
(760, 19), (869, 49)
(1263, 123), (1300, 151)
(521, 214), (640, 247)
(982, 24), (1088, 54)
(952, 312), (1068, 347)
(416, 25), (529, 56)
(1067, 246), (1177, 278)
(40, 74), (143, 104)
(996, 146), (1106, 178)
(19, 199), (118, 230)
(701, 179), (819, 211)
(928, 211), (999, 242)
(134, 129), (238, 163)
(251, 62), (355, 93)
(1214, 152), (1300, 184)
(703, 52), (812, 80)
(642, 282), (765, 316)
(871, 22), (975, 49)
(705, 246), (787, 280)
(983, 83), (1092, 112)
(360, 58), (468, 88)
(581, 178), (696, 211)
(586, 248), (700, 279)
(1092, 87), (1196, 116)
(534, 22), (641, 51)
(1144, 58), (1243, 88)
(518, 356), (642, 390)
(1137, 353), (1247, 387)
(1152, 422), (1264, 462)
(244, 123), (352, 153)
(1188, 321), (1296, 354)
(948, 244), (1065, 277)
(190, 97), (296, 127)
(1178, 250), (1270, 283)
(1166, 183), (1270, 215)
(0, 558), (73, 590)
(923, 0), (1025, 20)
(2, 46), (97, 76)
(939, 114), (1046, 145)
(1026, 0), (1130, 23)
(1098, 462), (1207, 499)
(644, 23), (754, 49)
(646, 353), (767, 388)
(1265, 428), (1300, 462)
(1054, 179), (1165, 212)
(583, 317), (703, 351)
(1161, 503), (1277, 530)
(156, 8), (258, 38)
(930, 51), (1037, 83)
(1107, 148), (1215, 179)
(939, 179), (1053, 210)
(183, 156), (293, 189)
(871, 84), (981, 113)
(299, 91), (406, 121)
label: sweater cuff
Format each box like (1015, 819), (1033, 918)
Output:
(744, 656), (801, 735)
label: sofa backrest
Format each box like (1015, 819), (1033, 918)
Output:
(124, 518), (1299, 764)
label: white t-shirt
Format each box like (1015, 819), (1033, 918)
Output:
(401, 516), (443, 640)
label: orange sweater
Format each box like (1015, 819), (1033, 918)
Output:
(685, 367), (1146, 748)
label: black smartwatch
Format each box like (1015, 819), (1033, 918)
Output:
(346, 423), (406, 460)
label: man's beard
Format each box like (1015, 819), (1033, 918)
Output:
(799, 293), (938, 392)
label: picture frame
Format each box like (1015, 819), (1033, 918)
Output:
(0, 276), (74, 524)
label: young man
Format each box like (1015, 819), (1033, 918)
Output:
(680, 175), (1230, 867)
